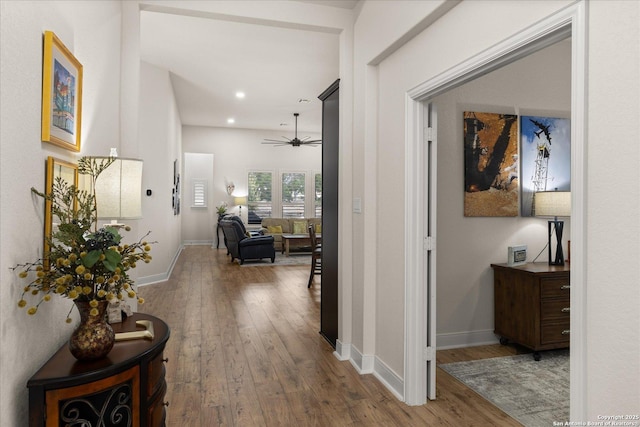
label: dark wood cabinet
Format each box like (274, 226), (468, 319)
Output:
(318, 79), (339, 348)
(491, 263), (570, 360)
(27, 313), (170, 426)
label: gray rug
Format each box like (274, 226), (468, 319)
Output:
(238, 252), (311, 267)
(440, 349), (569, 427)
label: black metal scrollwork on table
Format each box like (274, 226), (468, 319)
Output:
(59, 383), (133, 426)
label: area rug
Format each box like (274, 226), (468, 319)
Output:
(238, 252), (311, 267)
(440, 349), (569, 426)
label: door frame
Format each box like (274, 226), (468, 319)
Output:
(403, 3), (587, 418)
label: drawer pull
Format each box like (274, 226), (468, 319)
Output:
(561, 307), (570, 313)
(560, 285), (570, 290)
(561, 330), (570, 335)
(162, 358), (169, 363)
(163, 401), (170, 407)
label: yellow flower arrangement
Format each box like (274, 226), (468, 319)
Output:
(12, 157), (153, 322)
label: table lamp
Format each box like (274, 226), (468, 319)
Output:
(535, 191), (571, 265)
(82, 157), (144, 223)
(234, 195), (247, 219)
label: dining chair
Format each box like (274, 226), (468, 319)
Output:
(308, 224), (322, 287)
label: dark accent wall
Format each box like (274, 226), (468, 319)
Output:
(318, 79), (339, 348)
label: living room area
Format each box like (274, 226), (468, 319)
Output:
(180, 125), (323, 254)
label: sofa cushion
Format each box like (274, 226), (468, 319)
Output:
(292, 220), (308, 234)
(262, 218), (292, 233)
(267, 225), (283, 234)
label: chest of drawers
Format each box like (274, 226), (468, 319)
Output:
(491, 263), (570, 360)
(27, 313), (170, 426)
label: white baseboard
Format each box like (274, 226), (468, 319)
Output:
(337, 331), (499, 403)
(348, 344), (374, 374)
(137, 245), (184, 287)
(339, 343), (405, 401)
(373, 357), (404, 401)
(183, 240), (214, 246)
(436, 329), (499, 350)
(334, 339), (350, 361)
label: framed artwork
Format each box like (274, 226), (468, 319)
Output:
(172, 160), (180, 215)
(463, 112), (519, 216)
(41, 31), (83, 151)
(520, 116), (571, 216)
(44, 157), (78, 267)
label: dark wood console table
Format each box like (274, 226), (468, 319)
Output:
(27, 313), (170, 426)
(491, 262), (570, 360)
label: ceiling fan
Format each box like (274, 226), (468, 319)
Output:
(262, 113), (322, 147)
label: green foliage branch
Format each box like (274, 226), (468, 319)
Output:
(12, 157), (154, 321)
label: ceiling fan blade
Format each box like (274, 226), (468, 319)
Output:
(304, 139), (322, 143)
(263, 138), (288, 142)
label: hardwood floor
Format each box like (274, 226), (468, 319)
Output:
(137, 245), (522, 426)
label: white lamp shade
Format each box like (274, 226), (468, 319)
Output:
(234, 196), (247, 206)
(93, 158), (143, 219)
(535, 191), (571, 217)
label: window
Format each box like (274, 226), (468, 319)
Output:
(314, 173), (322, 218)
(192, 180), (207, 208)
(247, 171), (272, 223)
(247, 170), (321, 220)
(281, 172), (305, 218)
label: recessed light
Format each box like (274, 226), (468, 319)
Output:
(235, 92), (245, 99)
(279, 123), (288, 126)
(298, 98), (310, 103)
(227, 118), (235, 124)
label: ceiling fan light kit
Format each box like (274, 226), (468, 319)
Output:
(262, 113), (322, 147)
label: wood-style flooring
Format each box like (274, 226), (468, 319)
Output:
(137, 245), (523, 426)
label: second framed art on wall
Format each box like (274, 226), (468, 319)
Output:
(520, 116), (571, 216)
(41, 31), (83, 152)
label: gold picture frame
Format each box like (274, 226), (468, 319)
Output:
(44, 157), (78, 267)
(41, 31), (83, 151)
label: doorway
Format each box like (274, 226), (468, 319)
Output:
(404, 4), (587, 419)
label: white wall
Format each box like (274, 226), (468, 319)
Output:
(182, 125), (322, 243)
(136, 61), (183, 285)
(432, 40), (571, 347)
(585, 0), (640, 417)
(0, 1), (124, 423)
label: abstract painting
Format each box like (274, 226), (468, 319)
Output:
(464, 112), (519, 216)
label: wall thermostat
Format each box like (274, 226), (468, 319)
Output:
(507, 245), (527, 266)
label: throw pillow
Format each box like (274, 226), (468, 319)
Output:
(292, 220), (307, 234)
(315, 224), (322, 233)
(267, 225), (283, 234)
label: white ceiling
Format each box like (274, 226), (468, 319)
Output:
(139, 3), (346, 135)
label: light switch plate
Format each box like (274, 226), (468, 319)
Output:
(353, 198), (362, 213)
